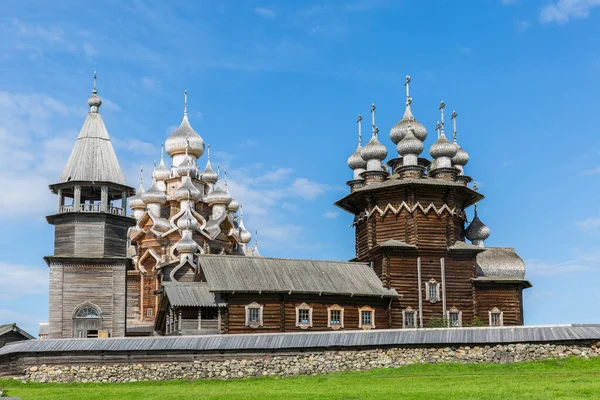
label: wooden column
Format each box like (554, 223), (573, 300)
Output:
(441, 257), (447, 320)
(121, 190), (128, 215)
(417, 257), (423, 328)
(74, 185), (81, 211)
(139, 274), (144, 322)
(178, 309), (182, 332)
(101, 186), (108, 212)
(57, 188), (63, 212)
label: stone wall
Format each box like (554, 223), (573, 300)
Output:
(23, 342), (600, 383)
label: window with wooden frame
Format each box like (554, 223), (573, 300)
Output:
(358, 306), (375, 329)
(146, 308), (153, 317)
(425, 279), (440, 303)
(447, 307), (462, 327)
(245, 302), (264, 328)
(402, 307), (417, 328)
(327, 304), (344, 329)
(489, 307), (503, 327)
(295, 302), (313, 329)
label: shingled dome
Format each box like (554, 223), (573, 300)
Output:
(476, 247), (526, 279)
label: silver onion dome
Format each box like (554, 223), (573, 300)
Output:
(165, 91), (205, 158)
(228, 197), (240, 212)
(177, 211), (199, 231)
(465, 208), (490, 243)
(429, 134), (458, 159)
(347, 146), (367, 170)
(239, 222), (251, 244)
(130, 178), (145, 210)
(396, 129), (424, 157)
(360, 135), (387, 162)
(452, 145), (469, 167)
(200, 144), (219, 185)
(204, 183), (232, 206)
(390, 107), (427, 144)
(141, 180), (167, 205)
(175, 154), (197, 178)
(88, 72), (102, 111)
(175, 234), (198, 254)
(153, 160), (170, 182)
(174, 177), (202, 202)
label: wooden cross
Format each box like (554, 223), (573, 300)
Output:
(357, 114), (363, 145)
(451, 110), (458, 142)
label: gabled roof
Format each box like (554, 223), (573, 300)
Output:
(0, 323), (35, 340)
(58, 106), (126, 185)
(162, 282), (226, 307)
(199, 255), (399, 298)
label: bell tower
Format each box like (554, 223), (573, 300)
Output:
(45, 73), (135, 338)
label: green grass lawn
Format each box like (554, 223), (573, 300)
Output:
(2, 357), (600, 400)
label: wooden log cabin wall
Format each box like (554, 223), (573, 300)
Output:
(44, 74), (530, 339)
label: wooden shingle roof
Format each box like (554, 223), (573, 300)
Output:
(199, 255), (399, 298)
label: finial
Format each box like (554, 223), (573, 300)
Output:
(224, 169), (228, 190)
(160, 143), (165, 162)
(405, 75), (412, 106)
(207, 144), (211, 161)
(439, 101), (446, 136)
(473, 182), (478, 191)
(371, 103), (376, 136)
(153, 160), (156, 168)
(140, 166), (144, 186)
(435, 121), (441, 138)
(184, 90), (188, 117)
(217, 164), (221, 181)
(375, 126), (379, 137)
(451, 110), (458, 143)
(240, 204), (244, 219)
(254, 229), (259, 249)
(357, 114), (363, 145)
(474, 202), (478, 214)
(93, 71), (97, 94)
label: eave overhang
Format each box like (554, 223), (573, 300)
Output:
(471, 277), (533, 289)
(335, 177), (484, 214)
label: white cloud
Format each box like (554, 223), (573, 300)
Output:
(0, 262), (49, 299)
(113, 137), (157, 156)
(290, 178), (329, 200)
(255, 7), (276, 19)
(515, 20), (531, 33)
(259, 168), (294, 183)
(580, 166), (600, 175)
(526, 259), (591, 276)
(83, 42), (98, 57)
(11, 18), (65, 44)
(540, 0), (600, 24)
(576, 217), (600, 229)
(324, 210), (339, 219)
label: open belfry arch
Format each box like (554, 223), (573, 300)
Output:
(336, 76), (531, 328)
(44, 73), (530, 338)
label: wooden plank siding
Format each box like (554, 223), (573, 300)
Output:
(225, 294), (390, 334)
(474, 284), (524, 326)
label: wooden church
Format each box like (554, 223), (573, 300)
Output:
(44, 74), (530, 339)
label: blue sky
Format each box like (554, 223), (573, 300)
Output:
(1, 0), (599, 336)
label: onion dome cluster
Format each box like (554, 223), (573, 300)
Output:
(465, 207), (490, 247)
(153, 159), (171, 182)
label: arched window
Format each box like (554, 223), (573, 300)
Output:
(73, 303), (102, 338)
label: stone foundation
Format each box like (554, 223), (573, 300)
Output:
(23, 342), (600, 383)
